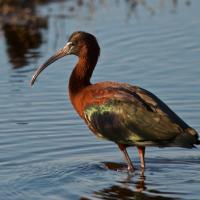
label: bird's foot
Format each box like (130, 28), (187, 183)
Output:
(140, 163), (145, 169)
(128, 165), (135, 173)
(140, 166), (145, 176)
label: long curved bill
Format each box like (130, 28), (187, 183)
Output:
(30, 42), (73, 86)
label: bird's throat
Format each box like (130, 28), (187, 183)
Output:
(69, 57), (96, 96)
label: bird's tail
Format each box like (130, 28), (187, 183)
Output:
(185, 127), (200, 145)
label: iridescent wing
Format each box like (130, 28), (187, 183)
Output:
(83, 83), (197, 147)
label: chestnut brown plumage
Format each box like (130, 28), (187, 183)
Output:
(31, 31), (199, 172)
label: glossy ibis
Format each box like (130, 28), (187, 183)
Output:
(31, 31), (199, 172)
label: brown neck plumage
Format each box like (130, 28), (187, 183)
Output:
(69, 46), (99, 96)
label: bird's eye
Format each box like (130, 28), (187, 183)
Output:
(66, 42), (75, 48)
(70, 41), (76, 47)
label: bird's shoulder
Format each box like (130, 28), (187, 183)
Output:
(82, 81), (151, 106)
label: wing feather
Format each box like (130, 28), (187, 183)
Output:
(82, 83), (197, 146)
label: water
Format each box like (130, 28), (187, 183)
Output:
(0, 0), (200, 199)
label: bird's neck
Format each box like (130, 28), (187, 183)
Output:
(69, 55), (98, 95)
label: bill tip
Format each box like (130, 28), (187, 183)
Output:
(30, 76), (36, 87)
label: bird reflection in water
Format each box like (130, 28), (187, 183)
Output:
(92, 185), (177, 200)
(103, 162), (146, 191)
(81, 164), (177, 200)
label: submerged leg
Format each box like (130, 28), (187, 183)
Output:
(118, 144), (134, 172)
(137, 146), (145, 169)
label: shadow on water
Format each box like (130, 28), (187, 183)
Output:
(102, 162), (147, 192)
(92, 185), (177, 200)
(81, 162), (178, 200)
(78, 162), (179, 200)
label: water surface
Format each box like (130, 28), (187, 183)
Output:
(0, 0), (200, 199)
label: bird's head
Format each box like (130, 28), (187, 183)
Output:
(30, 31), (100, 86)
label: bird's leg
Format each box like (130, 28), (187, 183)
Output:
(118, 144), (134, 172)
(137, 146), (145, 169)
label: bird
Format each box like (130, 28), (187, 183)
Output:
(31, 31), (199, 172)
